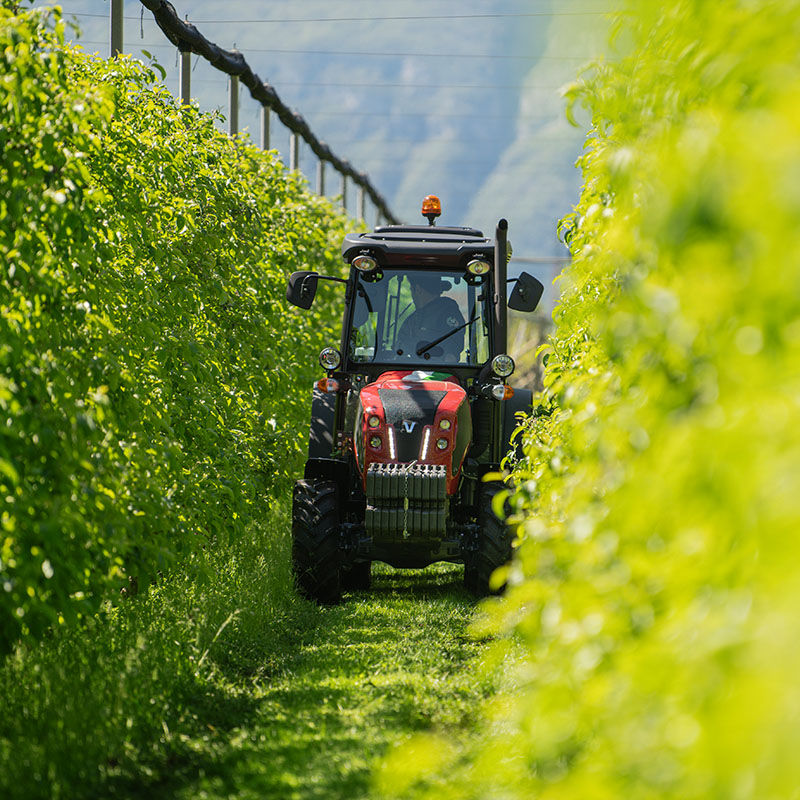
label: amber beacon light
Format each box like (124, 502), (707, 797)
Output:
(421, 194), (442, 226)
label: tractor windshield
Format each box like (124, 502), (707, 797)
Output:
(348, 269), (491, 367)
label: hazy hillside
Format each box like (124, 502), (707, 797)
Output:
(34, 0), (609, 266)
(466, 13), (603, 255)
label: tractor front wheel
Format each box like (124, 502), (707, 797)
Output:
(292, 479), (342, 604)
(464, 483), (513, 596)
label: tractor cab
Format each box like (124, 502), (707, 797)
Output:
(286, 196), (544, 601)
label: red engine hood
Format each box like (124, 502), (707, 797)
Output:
(354, 370), (471, 494)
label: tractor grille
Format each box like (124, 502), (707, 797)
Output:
(365, 463), (447, 539)
(377, 389), (447, 427)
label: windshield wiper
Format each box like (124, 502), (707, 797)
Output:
(416, 310), (478, 356)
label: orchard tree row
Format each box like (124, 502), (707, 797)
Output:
(0, 7), (349, 651)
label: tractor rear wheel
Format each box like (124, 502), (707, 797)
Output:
(292, 479), (342, 604)
(464, 483), (513, 596)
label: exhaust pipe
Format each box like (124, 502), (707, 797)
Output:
(490, 219), (509, 465)
(494, 218), (508, 355)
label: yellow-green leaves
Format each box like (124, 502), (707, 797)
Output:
(0, 8), (349, 651)
(491, 1), (800, 797)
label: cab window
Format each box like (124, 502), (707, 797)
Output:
(349, 269), (489, 366)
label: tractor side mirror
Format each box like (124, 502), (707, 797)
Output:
(508, 271), (544, 313)
(287, 270), (319, 309)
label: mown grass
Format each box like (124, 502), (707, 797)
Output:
(0, 517), (489, 800)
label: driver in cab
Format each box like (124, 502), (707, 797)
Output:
(396, 273), (465, 360)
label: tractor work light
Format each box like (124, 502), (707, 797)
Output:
(466, 258), (491, 276)
(319, 346), (341, 371)
(352, 254), (378, 272)
(491, 353), (515, 378)
(368, 415), (381, 428)
(436, 437), (449, 451)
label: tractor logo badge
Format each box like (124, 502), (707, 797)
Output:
(401, 420), (417, 433)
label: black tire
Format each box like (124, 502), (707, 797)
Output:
(464, 483), (513, 596)
(292, 479), (342, 604)
(341, 561), (372, 592)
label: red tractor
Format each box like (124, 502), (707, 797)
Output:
(286, 197), (543, 601)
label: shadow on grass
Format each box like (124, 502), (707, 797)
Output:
(113, 564), (483, 800)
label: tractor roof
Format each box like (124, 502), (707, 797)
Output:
(342, 225), (495, 267)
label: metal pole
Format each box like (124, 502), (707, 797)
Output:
(340, 174), (347, 212)
(357, 186), (366, 221)
(494, 218), (509, 355)
(260, 106), (270, 149)
(289, 133), (299, 170)
(492, 218), (509, 464)
(228, 75), (239, 135)
(110, 0), (123, 58)
(179, 50), (190, 105)
(316, 160), (326, 195)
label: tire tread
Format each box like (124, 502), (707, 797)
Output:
(292, 479), (342, 603)
(464, 483), (512, 596)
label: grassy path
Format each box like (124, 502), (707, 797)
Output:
(134, 565), (485, 800)
(0, 519), (489, 800)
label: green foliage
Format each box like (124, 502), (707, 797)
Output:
(379, 1), (800, 797)
(0, 8), (349, 650)
(0, 509), (292, 800)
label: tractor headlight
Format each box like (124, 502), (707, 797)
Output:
(491, 353), (515, 378)
(438, 419), (451, 430)
(436, 437), (449, 450)
(368, 415), (381, 429)
(369, 435), (382, 449)
(319, 347), (341, 371)
(466, 258), (491, 276)
(352, 254), (378, 272)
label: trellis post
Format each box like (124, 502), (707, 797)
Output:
(110, 0), (123, 57)
(357, 186), (366, 221)
(228, 75), (239, 135)
(260, 107), (270, 149)
(316, 160), (326, 195)
(179, 50), (190, 105)
(289, 133), (299, 170)
(340, 174), (347, 212)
